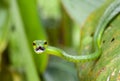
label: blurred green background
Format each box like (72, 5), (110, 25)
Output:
(1, 0), (119, 81)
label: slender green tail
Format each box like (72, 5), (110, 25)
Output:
(33, 0), (120, 62)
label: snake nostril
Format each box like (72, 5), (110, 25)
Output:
(36, 46), (45, 51)
(39, 46), (42, 50)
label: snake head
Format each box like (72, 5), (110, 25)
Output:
(33, 40), (48, 54)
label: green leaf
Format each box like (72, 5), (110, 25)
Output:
(78, 0), (120, 80)
(37, 0), (61, 19)
(9, 26), (24, 68)
(93, 15), (120, 81)
(44, 57), (79, 81)
(10, 0), (40, 81)
(17, 0), (48, 73)
(61, 0), (105, 24)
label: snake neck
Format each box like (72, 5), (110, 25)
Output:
(45, 46), (101, 62)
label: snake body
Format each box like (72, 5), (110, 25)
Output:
(33, 0), (120, 63)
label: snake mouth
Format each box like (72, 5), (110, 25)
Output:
(35, 46), (45, 54)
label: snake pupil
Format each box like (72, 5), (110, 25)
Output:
(44, 41), (47, 45)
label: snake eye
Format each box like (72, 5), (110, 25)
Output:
(44, 41), (47, 45)
(33, 42), (36, 46)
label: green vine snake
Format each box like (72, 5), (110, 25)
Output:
(33, 0), (120, 62)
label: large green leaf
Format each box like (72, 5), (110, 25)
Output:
(78, 0), (120, 80)
(17, 0), (48, 73)
(61, 0), (105, 24)
(37, 0), (61, 19)
(10, 0), (40, 81)
(44, 57), (79, 81)
(94, 15), (120, 81)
